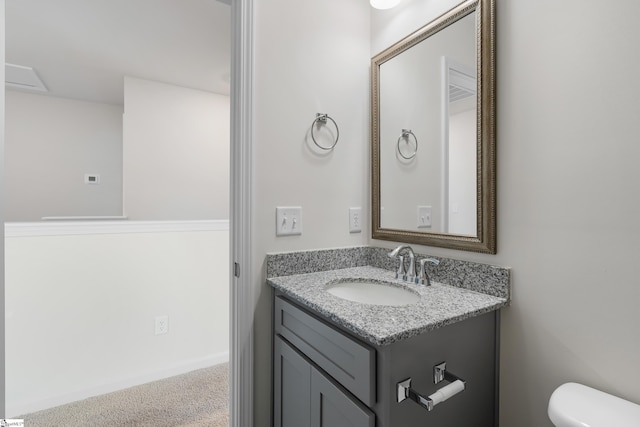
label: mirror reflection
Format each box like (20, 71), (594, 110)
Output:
(371, 0), (496, 253)
(379, 12), (476, 236)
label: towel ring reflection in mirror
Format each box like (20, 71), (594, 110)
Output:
(311, 113), (340, 150)
(397, 129), (418, 160)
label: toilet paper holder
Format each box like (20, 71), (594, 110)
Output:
(397, 362), (466, 412)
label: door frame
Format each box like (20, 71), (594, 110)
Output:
(0, 0), (6, 417)
(229, 0), (254, 426)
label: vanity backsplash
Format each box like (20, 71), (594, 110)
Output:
(266, 246), (510, 301)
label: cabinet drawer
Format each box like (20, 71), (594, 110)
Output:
(275, 296), (375, 406)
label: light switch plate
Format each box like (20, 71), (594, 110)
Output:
(349, 207), (362, 233)
(155, 315), (169, 335)
(417, 205), (432, 228)
(276, 207), (302, 236)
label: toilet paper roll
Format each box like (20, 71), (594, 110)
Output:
(428, 380), (465, 406)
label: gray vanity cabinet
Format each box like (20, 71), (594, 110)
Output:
(274, 336), (375, 427)
(310, 366), (375, 427)
(273, 336), (311, 427)
(273, 292), (498, 427)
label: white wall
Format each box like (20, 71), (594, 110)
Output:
(123, 77), (230, 220)
(5, 91), (123, 221)
(252, 0), (371, 424)
(448, 107), (476, 235)
(372, 1), (640, 426)
(4, 223), (229, 417)
(371, 0), (463, 56)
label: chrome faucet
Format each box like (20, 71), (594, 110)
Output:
(388, 245), (440, 286)
(387, 245), (416, 282)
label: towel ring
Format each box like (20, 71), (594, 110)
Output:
(311, 113), (340, 150)
(397, 129), (418, 160)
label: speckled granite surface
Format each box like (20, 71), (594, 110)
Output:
(267, 265), (509, 346)
(267, 246), (510, 299)
(266, 247), (371, 277)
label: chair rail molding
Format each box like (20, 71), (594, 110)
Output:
(5, 220), (229, 237)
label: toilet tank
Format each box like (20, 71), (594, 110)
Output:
(548, 382), (640, 427)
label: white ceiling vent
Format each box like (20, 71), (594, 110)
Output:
(5, 63), (48, 92)
(449, 84), (475, 102)
(448, 68), (475, 103)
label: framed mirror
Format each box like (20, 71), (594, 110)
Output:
(371, 0), (496, 254)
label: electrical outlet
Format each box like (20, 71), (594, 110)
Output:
(276, 207), (303, 236)
(349, 207), (362, 233)
(155, 315), (169, 335)
(417, 206), (432, 228)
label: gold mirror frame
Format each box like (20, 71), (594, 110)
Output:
(371, 0), (496, 254)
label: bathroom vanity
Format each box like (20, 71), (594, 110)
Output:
(268, 262), (509, 427)
(268, 0), (501, 420)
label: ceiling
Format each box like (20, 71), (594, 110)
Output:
(5, 0), (231, 105)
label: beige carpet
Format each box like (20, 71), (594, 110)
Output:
(20, 363), (229, 427)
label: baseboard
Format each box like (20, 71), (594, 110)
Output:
(6, 351), (229, 418)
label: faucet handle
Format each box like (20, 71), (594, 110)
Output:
(416, 257), (440, 286)
(395, 255), (406, 279)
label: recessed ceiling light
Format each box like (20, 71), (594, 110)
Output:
(370, 0), (402, 10)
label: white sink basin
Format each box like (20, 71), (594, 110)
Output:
(325, 279), (420, 306)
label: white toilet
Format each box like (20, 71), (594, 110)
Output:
(548, 382), (640, 427)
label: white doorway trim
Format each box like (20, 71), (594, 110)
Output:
(0, 0), (6, 417)
(440, 56), (476, 234)
(229, 1), (254, 427)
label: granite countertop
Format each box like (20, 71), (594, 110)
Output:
(267, 265), (508, 346)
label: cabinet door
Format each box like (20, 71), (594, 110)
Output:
(274, 296), (376, 406)
(310, 367), (375, 427)
(274, 336), (311, 427)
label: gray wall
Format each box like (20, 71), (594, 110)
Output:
(487, 1), (640, 424)
(5, 78), (231, 222)
(5, 91), (124, 221)
(123, 77), (230, 220)
(251, 1), (640, 427)
(372, 0), (640, 426)
(252, 0), (371, 424)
